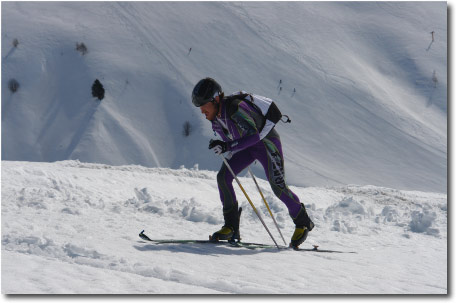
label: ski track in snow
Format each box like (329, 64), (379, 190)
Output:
(1, 161), (447, 294)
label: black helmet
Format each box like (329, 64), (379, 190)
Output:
(192, 78), (222, 107)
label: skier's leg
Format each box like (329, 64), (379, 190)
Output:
(217, 149), (255, 210)
(253, 132), (314, 246)
(213, 149), (255, 240)
(254, 135), (301, 217)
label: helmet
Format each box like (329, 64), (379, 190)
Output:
(191, 78), (222, 107)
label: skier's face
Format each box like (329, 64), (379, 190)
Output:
(200, 96), (219, 121)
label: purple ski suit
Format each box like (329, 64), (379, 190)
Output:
(211, 96), (303, 218)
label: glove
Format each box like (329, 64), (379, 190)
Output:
(209, 140), (228, 155)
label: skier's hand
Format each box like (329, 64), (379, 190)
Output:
(209, 140), (228, 155)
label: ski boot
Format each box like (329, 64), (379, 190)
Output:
(290, 203), (314, 249)
(210, 206), (242, 243)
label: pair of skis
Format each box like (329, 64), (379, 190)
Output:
(138, 230), (355, 254)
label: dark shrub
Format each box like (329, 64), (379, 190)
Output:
(183, 121), (192, 137)
(92, 79), (105, 100)
(8, 79), (19, 93)
(76, 42), (88, 55)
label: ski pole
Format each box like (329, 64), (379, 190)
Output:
(248, 167), (287, 246)
(219, 155), (280, 249)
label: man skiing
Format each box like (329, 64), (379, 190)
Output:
(192, 78), (314, 248)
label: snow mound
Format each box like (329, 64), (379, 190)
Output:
(125, 189), (221, 225)
(327, 196), (367, 217)
(409, 209), (439, 235)
(324, 197), (367, 234)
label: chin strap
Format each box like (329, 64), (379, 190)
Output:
(212, 94), (222, 118)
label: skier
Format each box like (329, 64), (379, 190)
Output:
(191, 78), (314, 248)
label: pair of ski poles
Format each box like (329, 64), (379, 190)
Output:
(219, 155), (287, 249)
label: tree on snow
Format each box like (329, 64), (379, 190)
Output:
(92, 79), (105, 100)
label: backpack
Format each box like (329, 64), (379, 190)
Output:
(225, 91), (291, 139)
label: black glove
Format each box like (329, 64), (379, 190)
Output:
(209, 140), (228, 155)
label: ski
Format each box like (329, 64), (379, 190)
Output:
(139, 230), (272, 249)
(138, 230), (356, 253)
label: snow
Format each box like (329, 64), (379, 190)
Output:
(1, 160), (447, 294)
(1, 1), (448, 295)
(1, 1), (447, 193)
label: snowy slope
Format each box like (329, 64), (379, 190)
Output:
(1, 161), (447, 294)
(1, 1), (447, 192)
